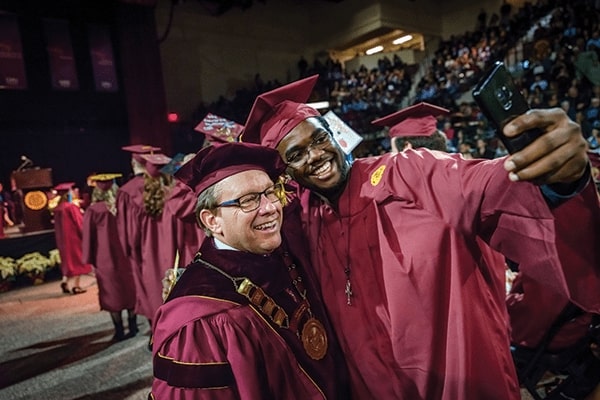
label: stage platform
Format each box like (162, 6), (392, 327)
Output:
(0, 226), (56, 259)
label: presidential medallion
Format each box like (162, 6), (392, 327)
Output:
(301, 317), (328, 360)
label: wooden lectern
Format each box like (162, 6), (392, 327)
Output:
(10, 168), (53, 233)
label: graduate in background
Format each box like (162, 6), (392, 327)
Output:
(371, 102), (450, 153)
(53, 182), (93, 295)
(82, 173), (138, 341)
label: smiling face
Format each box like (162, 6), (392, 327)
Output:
(198, 170), (283, 254)
(276, 117), (350, 201)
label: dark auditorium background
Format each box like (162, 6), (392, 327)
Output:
(0, 0), (557, 188)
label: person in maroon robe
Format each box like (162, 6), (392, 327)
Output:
(240, 75), (600, 400)
(161, 178), (205, 268)
(374, 101), (511, 317)
(159, 113), (246, 270)
(372, 101), (450, 153)
(506, 168), (600, 399)
(52, 182), (93, 295)
(82, 173), (138, 341)
(150, 142), (350, 400)
(115, 150), (183, 332)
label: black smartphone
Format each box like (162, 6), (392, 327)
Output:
(472, 61), (543, 153)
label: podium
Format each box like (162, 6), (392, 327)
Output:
(10, 168), (53, 233)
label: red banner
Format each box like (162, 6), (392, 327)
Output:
(0, 12), (28, 90)
(88, 24), (119, 92)
(44, 18), (79, 90)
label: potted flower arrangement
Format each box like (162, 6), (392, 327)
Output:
(16, 252), (52, 285)
(0, 256), (17, 292)
(45, 249), (62, 281)
(48, 249), (61, 267)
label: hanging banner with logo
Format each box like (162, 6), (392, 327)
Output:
(44, 18), (79, 90)
(0, 12), (28, 90)
(88, 24), (118, 92)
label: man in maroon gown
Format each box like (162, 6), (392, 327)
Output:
(240, 75), (600, 400)
(82, 173), (138, 341)
(506, 170), (600, 398)
(150, 142), (349, 399)
(371, 101), (450, 153)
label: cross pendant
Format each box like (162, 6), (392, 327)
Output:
(345, 278), (353, 305)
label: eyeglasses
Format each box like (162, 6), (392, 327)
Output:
(284, 131), (332, 168)
(216, 183), (283, 213)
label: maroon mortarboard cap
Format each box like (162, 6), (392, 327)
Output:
(140, 153), (172, 178)
(121, 144), (162, 163)
(54, 182), (75, 191)
(175, 142), (286, 195)
(195, 113), (244, 144)
(240, 75), (321, 148)
(371, 102), (450, 138)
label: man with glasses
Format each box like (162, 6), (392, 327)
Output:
(150, 142), (349, 400)
(240, 75), (600, 399)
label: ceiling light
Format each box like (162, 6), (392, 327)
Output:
(365, 45), (384, 55)
(392, 35), (413, 45)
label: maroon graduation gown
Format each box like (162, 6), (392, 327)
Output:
(53, 201), (93, 278)
(82, 201), (136, 312)
(162, 180), (205, 267)
(507, 184), (600, 351)
(300, 149), (600, 400)
(151, 222), (350, 399)
(115, 176), (180, 320)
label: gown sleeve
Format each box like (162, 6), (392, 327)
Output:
(152, 298), (327, 400)
(385, 150), (600, 312)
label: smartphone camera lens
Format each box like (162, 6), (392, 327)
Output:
(496, 85), (513, 110)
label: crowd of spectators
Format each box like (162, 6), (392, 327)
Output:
(191, 0), (600, 159)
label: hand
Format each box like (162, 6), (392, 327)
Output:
(502, 108), (589, 185)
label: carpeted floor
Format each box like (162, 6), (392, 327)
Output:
(0, 274), (152, 400)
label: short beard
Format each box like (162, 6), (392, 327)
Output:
(290, 153), (350, 202)
(321, 155), (351, 201)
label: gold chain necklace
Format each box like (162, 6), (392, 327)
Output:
(194, 252), (329, 360)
